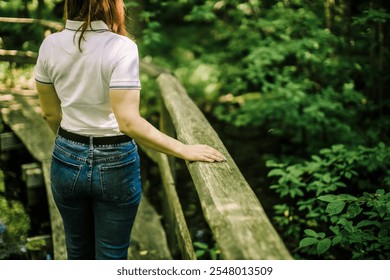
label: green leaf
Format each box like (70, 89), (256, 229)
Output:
(193, 242), (208, 250)
(299, 237), (319, 248)
(329, 226), (340, 235)
(318, 232), (326, 239)
(337, 194), (358, 201)
(210, 250), (217, 260)
(332, 236), (342, 245)
(347, 203), (362, 218)
(323, 173), (332, 183)
(265, 160), (285, 168)
(326, 201), (346, 215)
(317, 194), (338, 202)
(337, 218), (354, 233)
(195, 250), (206, 258)
(376, 189), (385, 196)
(317, 238), (331, 255)
(268, 169), (285, 177)
(311, 155), (322, 162)
(364, 211), (379, 219)
(304, 229), (318, 238)
(357, 220), (381, 228)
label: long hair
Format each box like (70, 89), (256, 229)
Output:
(64, 0), (128, 50)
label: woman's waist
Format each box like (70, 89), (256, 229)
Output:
(58, 127), (132, 145)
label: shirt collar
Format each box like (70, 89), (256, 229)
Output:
(65, 20), (110, 32)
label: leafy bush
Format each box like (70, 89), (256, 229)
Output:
(0, 172), (30, 259)
(300, 190), (390, 259)
(267, 143), (390, 259)
(193, 241), (221, 260)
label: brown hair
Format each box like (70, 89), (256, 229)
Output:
(64, 0), (128, 50)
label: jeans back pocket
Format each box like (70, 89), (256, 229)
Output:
(51, 153), (83, 197)
(99, 157), (141, 202)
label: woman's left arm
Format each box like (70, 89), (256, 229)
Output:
(36, 82), (62, 134)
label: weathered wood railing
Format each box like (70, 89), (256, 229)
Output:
(144, 70), (292, 260)
(0, 16), (292, 259)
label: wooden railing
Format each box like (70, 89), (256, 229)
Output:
(141, 67), (292, 260)
(0, 16), (292, 259)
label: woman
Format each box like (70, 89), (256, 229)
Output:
(35, 0), (225, 260)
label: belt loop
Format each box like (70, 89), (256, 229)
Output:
(89, 136), (93, 147)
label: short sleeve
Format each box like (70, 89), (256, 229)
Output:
(110, 40), (141, 90)
(34, 39), (53, 84)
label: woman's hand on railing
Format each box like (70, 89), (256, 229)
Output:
(180, 144), (227, 163)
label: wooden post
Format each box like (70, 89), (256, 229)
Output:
(159, 96), (177, 182)
(140, 146), (196, 260)
(21, 162), (44, 189)
(0, 132), (24, 151)
(21, 162), (45, 206)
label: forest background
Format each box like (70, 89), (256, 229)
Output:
(0, 0), (389, 260)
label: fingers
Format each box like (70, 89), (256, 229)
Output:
(200, 145), (227, 163)
(183, 144), (227, 163)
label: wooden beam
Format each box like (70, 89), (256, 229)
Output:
(0, 90), (54, 162)
(0, 17), (63, 31)
(21, 162), (44, 189)
(141, 146), (196, 260)
(157, 73), (292, 260)
(139, 61), (171, 78)
(0, 49), (37, 65)
(0, 132), (24, 151)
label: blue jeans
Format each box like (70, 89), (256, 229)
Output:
(50, 135), (142, 260)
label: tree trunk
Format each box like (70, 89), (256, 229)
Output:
(367, 0), (385, 106)
(37, 0), (45, 19)
(324, 0), (335, 31)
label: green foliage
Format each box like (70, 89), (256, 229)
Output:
(0, 62), (36, 88)
(208, 4), (375, 154)
(138, 0), (389, 159)
(25, 237), (47, 252)
(139, 10), (164, 50)
(193, 241), (221, 260)
(0, 21), (46, 52)
(299, 190), (390, 259)
(0, 172), (30, 259)
(267, 143), (390, 259)
(138, 72), (161, 122)
(353, 8), (390, 25)
(0, 0), (59, 18)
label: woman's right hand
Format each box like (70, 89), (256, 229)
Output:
(180, 144), (227, 163)
(110, 90), (227, 163)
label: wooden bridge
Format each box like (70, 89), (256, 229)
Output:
(0, 17), (292, 260)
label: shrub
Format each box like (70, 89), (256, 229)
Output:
(267, 143), (390, 259)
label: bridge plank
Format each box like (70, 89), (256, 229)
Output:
(0, 89), (66, 259)
(157, 73), (292, 260)
(129, 196), (172, 260)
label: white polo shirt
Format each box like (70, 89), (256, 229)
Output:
(35, 20), (141, 136)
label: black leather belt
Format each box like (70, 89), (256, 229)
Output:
(58, 127), (132, 145)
